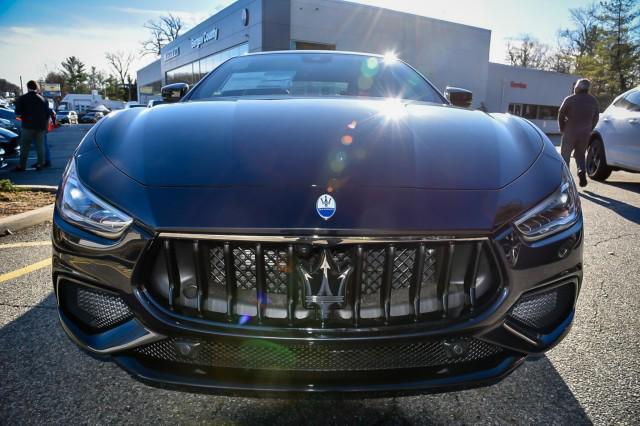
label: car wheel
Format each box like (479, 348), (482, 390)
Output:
(586, 137), (612, 181)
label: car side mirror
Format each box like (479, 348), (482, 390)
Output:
(444, 86), (473, 108)
(161, 83), (189, 103)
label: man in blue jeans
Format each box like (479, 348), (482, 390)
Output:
(13, 80), (49, 171)
(30, 109), (54, 168)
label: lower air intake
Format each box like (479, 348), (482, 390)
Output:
(60, 280), (133, 332)
(508, 282), (576, 333)
(133, 337), (504, 372)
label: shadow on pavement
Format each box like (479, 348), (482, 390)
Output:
(0, 294), (591, 424)
(580, 190), (640, 225)
(602, 180), (640, 195)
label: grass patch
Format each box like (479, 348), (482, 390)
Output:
(0, 179), (22, 193)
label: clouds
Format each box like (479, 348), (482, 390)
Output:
(0, 23), (154, 86)
(108, 2), (234, 29)
(108, 6), (211, 28)
(0, 0), (235, 88)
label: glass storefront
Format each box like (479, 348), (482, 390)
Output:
(165, 43), (249, 85)
(508, 103), (560, 120)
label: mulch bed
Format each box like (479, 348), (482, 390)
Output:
(0, 191), (56, 218)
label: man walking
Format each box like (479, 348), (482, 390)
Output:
(558, 78), (600, 187)
(13, 80), (50, 171)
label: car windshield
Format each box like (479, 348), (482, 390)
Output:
(188, 53), (445, 103)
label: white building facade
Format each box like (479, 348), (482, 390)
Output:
(137, 0), (579, 133)
(59, 91), (124, 112)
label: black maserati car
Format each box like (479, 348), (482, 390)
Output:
(53, 51), (582, 394)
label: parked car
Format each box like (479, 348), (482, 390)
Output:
(587, 86), (640, 181)
(0, 107), (20, 133)
(56, 110), (78, 125)
(79, 111), (103, 123)
(124, 102), (146, 109)
(147, 100), (165, 108)
(0, 117), (20, 134)
(53, 51), (583, 395)
(0, 127), (20, 158)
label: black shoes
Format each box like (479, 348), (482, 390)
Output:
(30, 161), (51, 169)
(12, 166), (26, 172)
(578, 172), (588, 188)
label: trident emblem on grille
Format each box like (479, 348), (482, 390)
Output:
(298, 249), (352, 321)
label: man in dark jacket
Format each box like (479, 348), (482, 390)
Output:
(13, 80), (50, 171)
(558, 78), (600, 187)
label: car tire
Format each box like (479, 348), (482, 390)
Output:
(586, 137), (612, 181)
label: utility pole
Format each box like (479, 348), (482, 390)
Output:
(19, 76), (23, 95)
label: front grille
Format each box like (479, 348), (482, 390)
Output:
(133, 337), (504, 372)
(145, 237), (500, 329)
(508, 282), (576, 333)
(59, 280), (133, 332)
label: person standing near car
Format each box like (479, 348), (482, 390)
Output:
(13, 80), (49, 171)
(558, 78), (600, 187)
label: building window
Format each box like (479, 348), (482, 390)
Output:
(537, 105), (560, 120)
(509, 103), (560, 120)
(165, 43), (249, 85)
(140, 80), (162, 96)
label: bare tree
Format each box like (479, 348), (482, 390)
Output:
(105, 51), (135, 100)
(505, 34), (551, 70)
(559, 4), (601, 57)
(141, 13), (183, 56)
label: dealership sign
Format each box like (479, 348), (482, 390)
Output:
(164, 47), (180, 61)
(42, 83), (61, 97)
(191, 28), (219, 49)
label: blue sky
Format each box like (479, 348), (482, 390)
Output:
(0, 0), (594, 88)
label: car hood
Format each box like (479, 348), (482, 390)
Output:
(0, 127), (18, 139)
(94, 98), (542, 190)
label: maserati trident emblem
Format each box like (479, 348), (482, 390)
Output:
(316, 194), (336, 220)
(298, 249), (352, 321)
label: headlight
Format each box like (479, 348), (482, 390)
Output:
(58, 159), (133, 238)
(514, 167), (580, 241)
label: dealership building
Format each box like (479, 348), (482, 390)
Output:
(137, 0), (579, 133)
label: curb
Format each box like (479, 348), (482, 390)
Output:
(0, 204), (54, 235)
(14, 185), (58, 193)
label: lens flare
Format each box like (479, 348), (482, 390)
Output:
(361, 57), (379, 78)
(383, 51), (398, 63)
(329, 151), (347, 173)
(377, 98), (407, 120)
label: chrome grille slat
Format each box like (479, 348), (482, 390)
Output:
(148, 237), (500, 329)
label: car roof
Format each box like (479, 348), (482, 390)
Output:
(242, 50), (386, 59)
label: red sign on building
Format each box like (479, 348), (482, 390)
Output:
(510, 81), (527, 89)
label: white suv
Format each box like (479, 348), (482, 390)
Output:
(588, 87), (640, 181)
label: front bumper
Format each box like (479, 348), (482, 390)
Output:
(52, 208), (583, 395)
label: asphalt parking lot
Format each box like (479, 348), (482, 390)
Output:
(0, 126), (638, 424)
(0, 124), (92, 186)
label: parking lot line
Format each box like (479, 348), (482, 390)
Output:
(0, 241), (51, 249)
(0, 258), (51, 284)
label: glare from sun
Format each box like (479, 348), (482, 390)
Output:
(383, 51), (398, 63)
(377, 98), (407, 120)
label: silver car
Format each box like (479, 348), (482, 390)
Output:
(588, 87), (640, 181)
